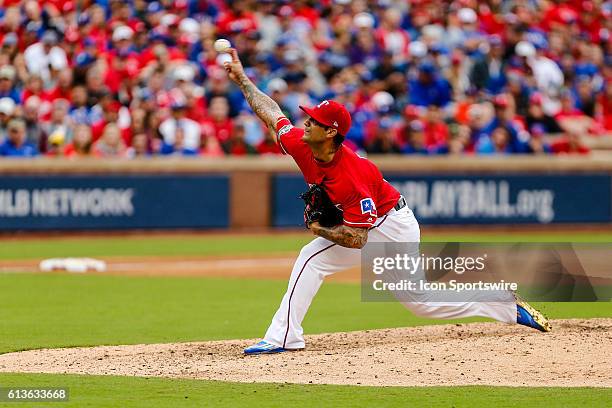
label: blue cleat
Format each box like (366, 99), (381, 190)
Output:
(516, 295), (552, 332)
(244, 340), (288, 355)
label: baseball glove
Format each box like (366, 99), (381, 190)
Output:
(299, 184), (343, 228)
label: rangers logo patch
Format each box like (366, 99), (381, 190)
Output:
(360, 198), (377, 216)
(277, 124), (293, 137)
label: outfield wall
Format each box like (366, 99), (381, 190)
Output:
(0, 155), (611, 231)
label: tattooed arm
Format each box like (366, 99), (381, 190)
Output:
(222, 48), (284, 134)
(309, 221), (369, 249)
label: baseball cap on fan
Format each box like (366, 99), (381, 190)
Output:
(299, 101), (351, 137)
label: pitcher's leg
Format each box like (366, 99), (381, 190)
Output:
(402, 300), (517, 323)
(264, 237), (360, 349)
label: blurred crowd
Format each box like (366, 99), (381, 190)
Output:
(0, 0), (610, 158)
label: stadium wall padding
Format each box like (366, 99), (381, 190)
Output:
(273, 173), (612, 226)
(0, 175), (229, 230)
(0, 156), (611, 231)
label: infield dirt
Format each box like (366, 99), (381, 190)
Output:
(0, 318), (610, 387)
(0, 255), (362, 282)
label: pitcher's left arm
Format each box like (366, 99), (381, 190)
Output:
(309, 221), (368, 249)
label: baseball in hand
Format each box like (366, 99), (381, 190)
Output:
(214, 39), (231, 53)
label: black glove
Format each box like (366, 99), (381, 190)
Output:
(299, 184), (343, 228)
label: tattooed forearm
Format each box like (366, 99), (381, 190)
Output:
(310, 223), (368, 249)
(236, 74), (284, 129)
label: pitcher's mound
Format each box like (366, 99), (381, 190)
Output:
(1, 319), (610, 387)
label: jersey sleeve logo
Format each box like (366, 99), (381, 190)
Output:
(277, 124), (293, 137)
(360, 198), (377, 216)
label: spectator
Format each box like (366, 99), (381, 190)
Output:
(446, 125), (470, 155)
(216, 0), (258, 37)
(158, 97), (201, 152)
(64, 124), (93, 158)
(481, 95), (528, 152)
(42, 99), (73, 152)
(506, 72), (531, 118)
(363, 91), (400, 148)
(556, 90), (589, 122)
(282, 69), (313, 121)
(350, 13), (382, 70)
(200, 131), (225, 157)
(465, 103), (489, 150)
(69, 86), (94, 125)
(127, 133), (152, 158)
(266, 78), (291, 120)
(21, 74), (46, 108)
(515, 40), (564, 115)
(1, 20), (21, 61)
(573, 76), (597, 117)
(525, 94), (563, 135)
(366, 118), (402, 154)
(23, 30), (68, 85)
(0, 118), (38, 157)
(160, 124), (199, 156)
(205, 67), (243, 117)
(596, 81), (612, 131)
(92, 123), (127, 158)
(0, 97), (16, 141)
(423, 105), (449, 149)
(550, 132), (590, 155)
(526, 125), (552, 155)
(45, 129), (66, 157)
(401, 120), (430, 155)
(174, 66), (207, 123)
(201, 96), (233, 143)
(256, 128), (282, 155)
(22, 96), (44, 150)
(222, 121), (257, 156)
(90, 101), (125, 143)
(476, 127), (514, 155)
(470, 35), (507, 94)
(555, 89), (596, 136)
(0, 0), (609, 160)
(47, 69), (73, 102)
(375, 8), (410, 64)
(0, 65), (20, 103)
(409, 61), (452, 107)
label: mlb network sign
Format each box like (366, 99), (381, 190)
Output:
(0, 175), (229, 230)
(388, 174), (611, 224)
(0, 188), (134, 217)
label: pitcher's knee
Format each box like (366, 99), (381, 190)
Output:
(298, 239), (329, 259)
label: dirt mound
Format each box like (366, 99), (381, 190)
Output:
(1, 319), (610, 387)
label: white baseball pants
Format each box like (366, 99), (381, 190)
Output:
(264, 206), (517, 349)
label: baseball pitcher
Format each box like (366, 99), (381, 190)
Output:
(221, 48), (551, 355)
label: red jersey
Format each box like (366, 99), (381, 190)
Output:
(276, 117), (400, 228)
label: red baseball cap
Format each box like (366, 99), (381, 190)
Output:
(529, 92), (543, 105)
(299, 100), (351, 136)
(493, 94), (509, 108)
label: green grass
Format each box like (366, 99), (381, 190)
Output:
(1, 233), (611, 407)
(0, 234), (313, 260)
(0, 273), (610, 354)
(1, 231), (611, 260)
(0, 374), (610, 408)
